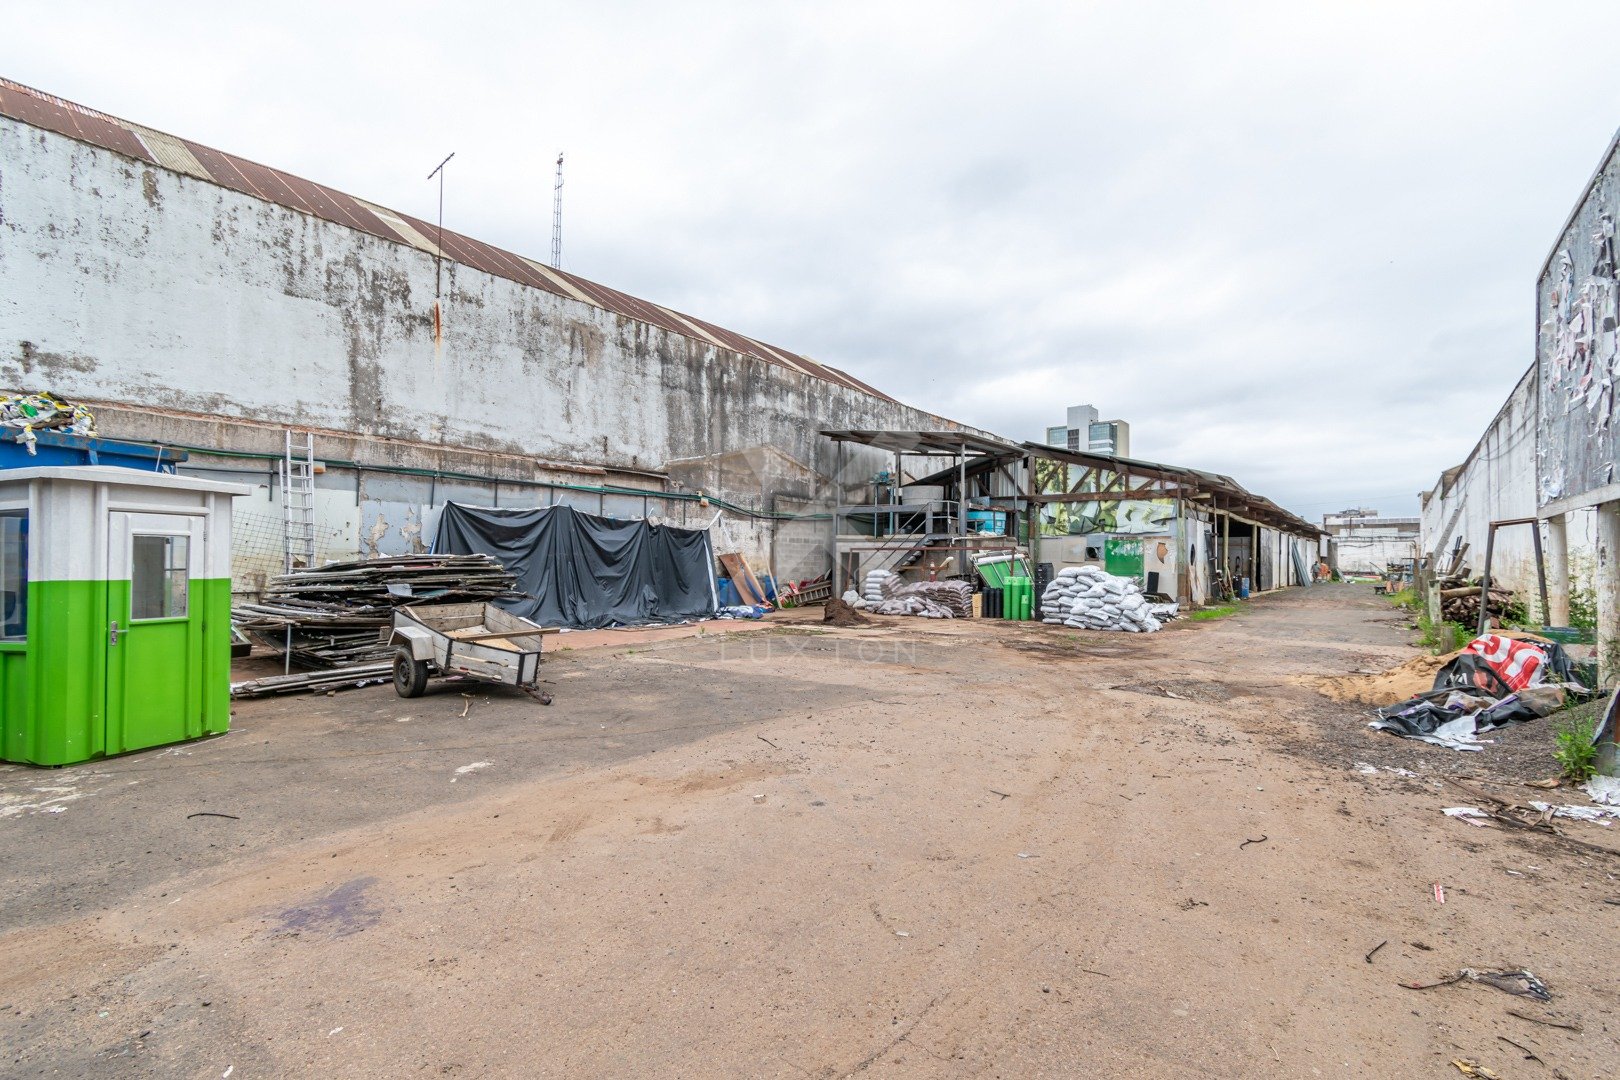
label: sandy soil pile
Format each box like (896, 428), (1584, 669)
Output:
(1308, 650), (1461, 705)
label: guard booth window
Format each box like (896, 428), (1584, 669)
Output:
(0, 512), (26, 640)
(131, 534), (189, 620)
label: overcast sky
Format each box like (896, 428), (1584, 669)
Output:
(7, 1), (1620, 518)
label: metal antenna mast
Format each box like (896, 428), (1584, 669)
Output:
(550, 152), (564, 269)
(427, 151), (455, 298)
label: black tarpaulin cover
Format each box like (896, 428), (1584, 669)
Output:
(433, 502), (717, 629)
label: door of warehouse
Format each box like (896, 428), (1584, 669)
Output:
(105, 511), (206, 754)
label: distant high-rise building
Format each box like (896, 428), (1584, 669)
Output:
(1045, 405), (1130, 458)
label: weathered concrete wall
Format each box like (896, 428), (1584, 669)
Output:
(0, 115), (965, 589)
(1420, 364), (1598, 618)
(1330, 531), (1420, 575)
(1536, 133), (1620, 509)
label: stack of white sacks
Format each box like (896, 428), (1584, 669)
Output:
(1040, 565), (1162, 633)
(861, 569), (899, 605)
(846, 569), (962, 619)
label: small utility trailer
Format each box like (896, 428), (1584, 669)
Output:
(389, 602), (557, 703)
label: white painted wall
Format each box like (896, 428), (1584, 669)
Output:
(1420, 365), (1598, 619)
(0, 116), (953, 506)
(0, 115), (972, 591)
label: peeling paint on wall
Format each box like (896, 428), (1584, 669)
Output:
(1538, 162), (1620, 505)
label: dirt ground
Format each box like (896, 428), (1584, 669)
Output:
(3, 583), (1617, 1078)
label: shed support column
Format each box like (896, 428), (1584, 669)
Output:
(1025, 453), (1038, 572)
(1545, 514), (1570, 627)
(958, 442), (967, 543)
(1221, 510), (1231, 596)
(1598, 501), (1620, 686)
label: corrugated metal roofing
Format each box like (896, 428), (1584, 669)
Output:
(0, 76), (892, 402)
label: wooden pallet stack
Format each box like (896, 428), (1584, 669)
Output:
(233, 554), (518, 667)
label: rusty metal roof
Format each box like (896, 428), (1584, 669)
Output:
(0, 77), (892, 402)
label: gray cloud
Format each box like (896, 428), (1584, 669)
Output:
(6, 0), (1618, 519)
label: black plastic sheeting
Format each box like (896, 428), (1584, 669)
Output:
(433, 502), (717, 629)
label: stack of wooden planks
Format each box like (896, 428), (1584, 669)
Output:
(233, 554), (518, 667)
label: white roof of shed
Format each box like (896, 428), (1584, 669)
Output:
(1, 466), (252, 496)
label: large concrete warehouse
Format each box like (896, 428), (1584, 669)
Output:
(0, 77), (967, 594)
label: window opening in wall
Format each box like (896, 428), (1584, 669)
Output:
(0, 512), (26, 640)
(132, 534), (189, 620)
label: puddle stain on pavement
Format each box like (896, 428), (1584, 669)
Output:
(271, 876), (382, 938)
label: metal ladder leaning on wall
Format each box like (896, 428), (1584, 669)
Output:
(279, 430), (317, 673)
(281, 430), (317, 573)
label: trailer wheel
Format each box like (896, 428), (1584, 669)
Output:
(393, 649), (430, 698)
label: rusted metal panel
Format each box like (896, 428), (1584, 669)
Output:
(0, 78), (155, 164)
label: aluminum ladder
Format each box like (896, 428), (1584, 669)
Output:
(281, 430), (316, 573)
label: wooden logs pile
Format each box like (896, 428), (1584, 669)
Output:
(233, 554), (518, 667)
(1437, 582), (1522, 628)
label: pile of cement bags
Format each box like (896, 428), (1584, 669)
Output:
(849, 571), (971, 619)
(861, 569), (899, 604)
(1040, 566), (1161, 633)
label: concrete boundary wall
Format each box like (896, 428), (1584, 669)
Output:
(1420, 364), (1598, 620)
(0, 114), (970, 594)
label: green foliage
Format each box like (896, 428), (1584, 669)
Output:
(1568, 582), (1598, 631)
(1387, 588), (1420, 611)
(1189, 605), (1239, 622)
(1553, 713), (1599, 782)
(1566, 554), (1597, 630)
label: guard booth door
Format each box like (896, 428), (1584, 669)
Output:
(106, 512), (206, 754)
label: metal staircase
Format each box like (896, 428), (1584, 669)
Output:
(281, 430), (316, 573)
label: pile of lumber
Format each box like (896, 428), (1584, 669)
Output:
(1437, 582), (1523, 628)
(233, 554), (518, 667)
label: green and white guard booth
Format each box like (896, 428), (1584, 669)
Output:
(0, 467), (249, 766)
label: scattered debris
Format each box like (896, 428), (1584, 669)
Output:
(1178, 898), (1208, 910)
(451, 762), (491, 783)
(1442, 807), (1494, 827)
(1505, 1008), (1581, 1031)
(0, 390), (95, 453)
(1402, 968), (1550, 1002)
(1583, 774), (1620, 806)
(230, 663), (393, 699)
(1527, 800), (1620, 824)
(1433, 883), (1446, 904)
(1496, 1035), (1540, 1062)
(1368, 636), (1582, 751)
(1449, 1059), (1504, 1079)
(1365, 940), (1388, 964)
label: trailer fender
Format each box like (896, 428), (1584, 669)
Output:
(389, 625), (438, 662)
